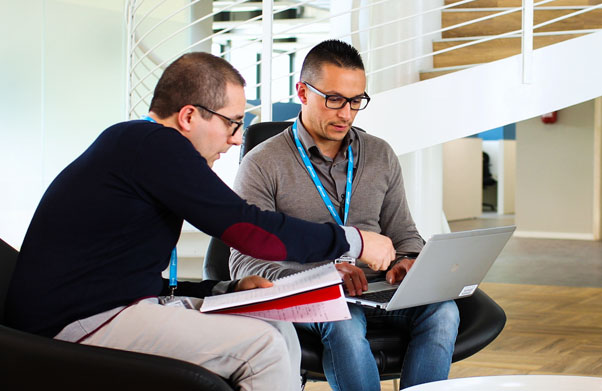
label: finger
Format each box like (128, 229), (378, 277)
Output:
(343, 274), (356, 296)
(241, 276), (273, 290)
(358, 269), (368, 291)
(386, 269), (396, 284)
(349, 271), (364, 295)
(379, 258), (389, 271)
(387, 266), (405, 284)
(255, 278), (274, 288)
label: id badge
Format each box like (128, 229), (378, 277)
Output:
(334, 255), (356, 265)
(159, 296), (194, 309)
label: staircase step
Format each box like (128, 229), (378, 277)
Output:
(444, 0), (602, 8)
(419, 65), (475, 81)
(433, 32), (588, 67)
(442, 8), (602, 38)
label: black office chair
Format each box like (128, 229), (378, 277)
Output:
(482, 152), (498, 212)
(0, 237), (235, 391)
(205, 121), (507, 385)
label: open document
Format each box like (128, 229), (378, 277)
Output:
(200, 263), (351, 322)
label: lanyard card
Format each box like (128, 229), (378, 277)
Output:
(159, 296), (194, 309)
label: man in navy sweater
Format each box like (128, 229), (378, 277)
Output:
(5, 52), (395, 391)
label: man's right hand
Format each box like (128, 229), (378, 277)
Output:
(357, 230), (395, 271)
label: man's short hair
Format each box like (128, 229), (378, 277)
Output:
(149, 52), (246, 119)
(300, 39), (365, 84)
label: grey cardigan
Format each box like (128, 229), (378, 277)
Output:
(229, 125), (424, 281)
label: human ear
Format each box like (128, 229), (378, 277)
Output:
(177, 105), (196, 133)
(296, 82), (308, 105)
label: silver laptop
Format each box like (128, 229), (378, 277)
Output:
(347, 226), (516, 310)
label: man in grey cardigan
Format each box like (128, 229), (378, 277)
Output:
(230, 40), (459, 390)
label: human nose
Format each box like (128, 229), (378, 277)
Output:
(337, 101), (352, 120)
(229, 128), (243, 146)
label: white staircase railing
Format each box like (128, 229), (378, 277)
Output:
(125, 0), (602, 125)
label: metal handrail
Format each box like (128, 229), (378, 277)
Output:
(126, 0), (602, 120)
(131, 2), (261, 92)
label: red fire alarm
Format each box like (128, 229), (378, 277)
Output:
(541, 111), (558, 124)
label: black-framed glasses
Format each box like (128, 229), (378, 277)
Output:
(303, 82), (370, 111)
(193, 104), (244, 136)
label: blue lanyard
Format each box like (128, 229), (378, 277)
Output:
(142, 115), (178, 296)
(291, 120), (353, 225)
(168, 247), (178, 294)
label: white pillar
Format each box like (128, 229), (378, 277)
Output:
(400, 145), (448, 240)
(189, 1), (213, 53)
(521, 0), (534, 84)
(594, 97), (602, 240)
(260, 0), (273, 122)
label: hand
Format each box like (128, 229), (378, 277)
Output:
(385, 257), (415, 284)
(335, 263), (368, 296)
(234, 275), (274, 292)
(357, 230), (396, 271)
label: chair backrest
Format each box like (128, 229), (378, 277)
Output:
(239, 121), (292, 162)
(0, 239), (18, 325)
(204, 121), (293, 280)
(203, 237), (232, 280)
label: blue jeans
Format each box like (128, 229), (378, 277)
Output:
(296, 300), (459, 390)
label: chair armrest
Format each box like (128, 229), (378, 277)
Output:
(452, 288), (506, 362)
(0, 324), (234, 390)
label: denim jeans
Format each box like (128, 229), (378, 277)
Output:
(296, 300), (459, 390)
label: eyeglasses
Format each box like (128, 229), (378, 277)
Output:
(193, 104), (244, 136)
(302, 82), (370, 111)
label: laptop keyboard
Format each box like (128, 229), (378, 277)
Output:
(360, 288), (397, 303)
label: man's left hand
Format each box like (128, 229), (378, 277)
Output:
(235, 275), (274, 291)
(386, 258), (415, 284)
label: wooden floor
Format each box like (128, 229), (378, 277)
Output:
(450, 283), (602, 378)
(304, 282), (602, 391)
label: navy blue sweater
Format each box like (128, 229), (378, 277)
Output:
(6, 120), (349, 337)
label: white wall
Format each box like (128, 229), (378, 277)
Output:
(593, 97), (602, 240)
(0, 0), (126, 248)
(442, 138), (483, 221)
(515, 100), (596, 239)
